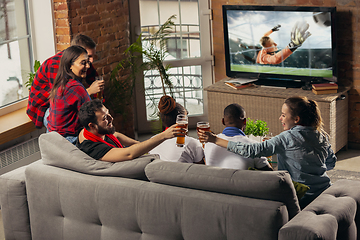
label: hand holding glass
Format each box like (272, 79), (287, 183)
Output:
(197, 121), (210, 147)
(95, 76), (104, 100)
(176, 114), (188, 147)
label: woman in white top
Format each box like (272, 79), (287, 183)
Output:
(149, 96), (204, 163)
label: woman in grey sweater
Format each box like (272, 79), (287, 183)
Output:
(199, 96), (336, 208)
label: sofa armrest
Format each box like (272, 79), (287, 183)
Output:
(279, 179), (360, 240)
(0, 161), (42, 240)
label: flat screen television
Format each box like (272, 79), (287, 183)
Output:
(222, 5), (337, 88)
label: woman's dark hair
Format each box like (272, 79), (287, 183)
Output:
(160, 103), (187, 128)
(50, 45), (87, 101)
(158, 95), (186, 128)
(78, 99), (104, 130)
(284, 96), (324, 133)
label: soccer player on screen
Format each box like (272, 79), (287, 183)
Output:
(256, 21), (311, 65)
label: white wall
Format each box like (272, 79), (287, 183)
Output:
(28, 0), (56, 62)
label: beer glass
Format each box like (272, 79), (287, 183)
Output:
(197, 121), (210, 148)
(95, 76), (103, 100)
(262, 136), (274, 167)
(176, 114), (188, 147)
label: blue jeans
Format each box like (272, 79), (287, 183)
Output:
(43, 108), (50, 133)
(65, 136), (78, 145)
(45, 108), (77, 145)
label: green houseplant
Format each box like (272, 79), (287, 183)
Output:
(244, 118), (269, 139)
(105, 15), (176, 133)
(244, 118), (274, 165)
(25, 60), (41, 90)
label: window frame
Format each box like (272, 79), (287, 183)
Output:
(129, 0), (214, 133)
(0, 0), (55, 117)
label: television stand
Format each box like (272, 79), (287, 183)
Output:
(205, 78), (350, 153)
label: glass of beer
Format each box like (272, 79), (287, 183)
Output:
(197, 121), (210, 148)
(262, 136), (274, 167)
(95, 76), (103, 100)
(176, 114), (188, 147)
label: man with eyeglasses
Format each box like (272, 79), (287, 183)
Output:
(27, 34), (105, 130)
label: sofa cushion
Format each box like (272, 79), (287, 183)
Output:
(39, 132), (158, 180)
(145, 160), (300, 219)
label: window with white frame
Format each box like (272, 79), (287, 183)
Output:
(0, 0), (32, 108)
(0, 0), (55, 117)
(130, 0), (213, 132)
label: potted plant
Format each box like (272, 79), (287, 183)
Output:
(244, 118), (269, 142)
(25, 60), (41, 90)
(244, 118), (276, 166)
(105, 15), (176, 134)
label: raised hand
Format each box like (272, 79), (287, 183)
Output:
(162, 124), (187, 140)
(271, 24), (281, 32)
(288, 21), (311, 51)
(198, 129), (217, 144)
(87, 79), (105, 95)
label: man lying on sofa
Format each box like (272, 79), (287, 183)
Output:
(77, 99), (182, 162)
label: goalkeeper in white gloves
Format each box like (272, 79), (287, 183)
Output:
(288, 21), (312, 52)
(257, 22), (311, 65)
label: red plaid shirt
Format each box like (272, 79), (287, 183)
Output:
(47, 78), (91, 137)
(26, 51), (98, 128)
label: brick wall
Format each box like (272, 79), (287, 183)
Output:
(53, 0), (134, 137)
(211, 0), (360, 146)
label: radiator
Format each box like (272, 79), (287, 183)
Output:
(0, 137), (40, 174)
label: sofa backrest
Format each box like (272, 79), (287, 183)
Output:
(25, 162), (289, 240)
(145, 160), (301, 219)
(39, 132), (158, 180)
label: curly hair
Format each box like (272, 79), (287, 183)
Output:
(158, 96), (187, 128)
(78, 99), (103, 130)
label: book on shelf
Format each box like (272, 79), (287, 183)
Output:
(312, 82), (338, 90)
(225, 82), (255, 90)
(312, 89), (338, 95)
(224, 78), (257, 90)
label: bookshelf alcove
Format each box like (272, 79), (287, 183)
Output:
(205, 79), (350, 153)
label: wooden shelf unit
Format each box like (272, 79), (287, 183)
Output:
(205, 79), (349, 153)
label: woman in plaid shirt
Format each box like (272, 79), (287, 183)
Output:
(27, 34), (103, 129)
(47, 46), (92, 144)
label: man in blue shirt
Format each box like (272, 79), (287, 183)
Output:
(204, 103), (272, 171)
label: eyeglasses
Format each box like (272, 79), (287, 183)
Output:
(72, 59), (91, 66)
(79, 60), (91, 66)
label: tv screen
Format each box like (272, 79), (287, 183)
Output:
(223, 5), (337, 87)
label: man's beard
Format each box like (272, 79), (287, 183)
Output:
(97, 124), (115, 135)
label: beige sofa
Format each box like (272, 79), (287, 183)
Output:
(1, 132), (360, 240)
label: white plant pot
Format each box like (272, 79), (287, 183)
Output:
(247, 135), (262, 142)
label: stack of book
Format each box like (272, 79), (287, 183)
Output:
(224, 78), (257, 90)
(312, 82), (338, 95)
